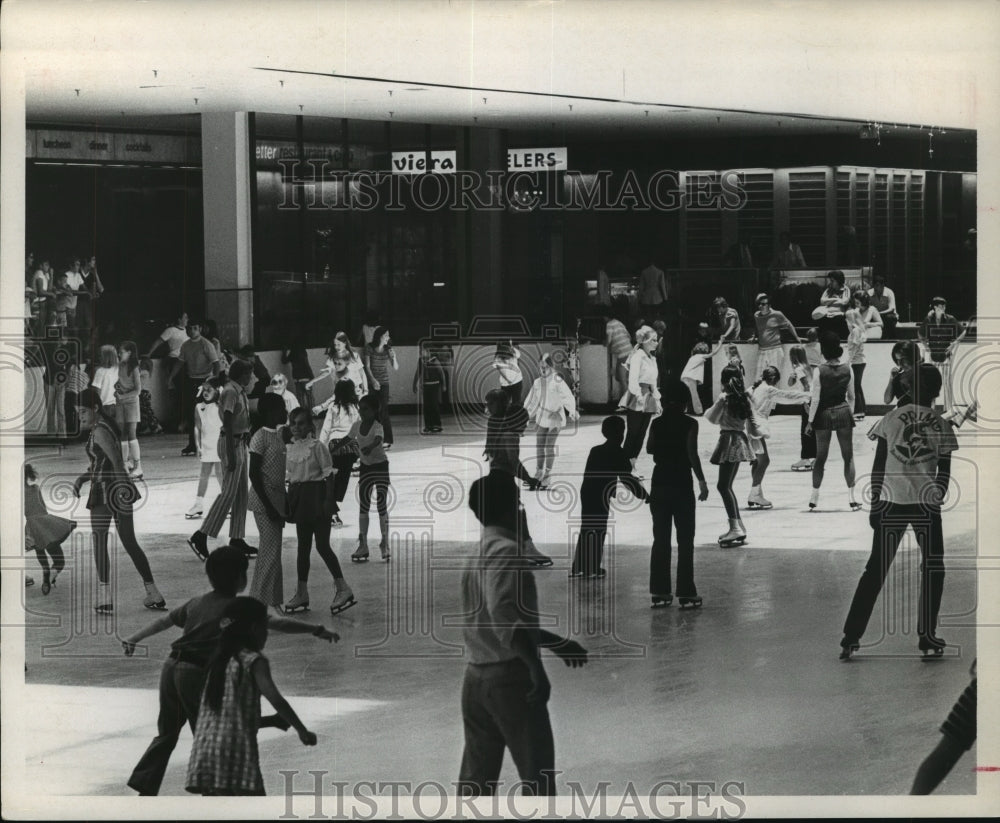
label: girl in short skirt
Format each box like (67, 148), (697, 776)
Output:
(115, 340), (143, 480)
(24, 464), (76, 595)
(283, 408), (356, 615)
(186, 597), (317, 796)
(186, 377), (224, 519)
(705, 364), (765, 546)
(523, 352), (580, 488)
(804, 332), (858, 511)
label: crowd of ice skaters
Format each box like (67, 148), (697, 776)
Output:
(23, 310), (978, 796)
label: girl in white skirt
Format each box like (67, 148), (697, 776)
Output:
(804, 332), (858, 511)
(187, 377), (224, 519)
(705, 364), (766, 546)
(523, 353), (579, 488)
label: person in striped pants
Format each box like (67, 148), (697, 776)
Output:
(188, 360), (257, 560)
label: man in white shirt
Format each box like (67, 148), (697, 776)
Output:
(867, 274), (898, 338)
(145, 311), (190, 431)
(62, 258), (87, 329)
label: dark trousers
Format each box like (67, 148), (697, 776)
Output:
(90, 503), (154, 584)
(376, 384), (394, 445)
(818, 314), (849, 340)
(127, 658), (206, 795)
(842, 504), (945, 644)
(649, 486), (697, 598)
(33, 544), (66, 576)
(851, 363), (866, 415)
(459, 660), (555, 796)
(799, 406), (817, 459)
(571, 513), (609, 576)
(881, 314), (898, 338)
(697, 360), (713, 411)
(501, 381), (523, 409)
(623, 410), (652, 461)
(184, 377), (206, 449)
(295, 517), (344, 580)
(422, 383), (442, 430)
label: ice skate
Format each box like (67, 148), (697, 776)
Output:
(650, 594), (673, 608)
(848, 487), (861, 512)
(185, 500), (204, 519)
(918, 635), (946, 661)
(351, 536), (370, 563)
(718, 518), (747, 547)
(284, 582), (310, 614)
(678, 596), (703, 610)
(808, 488), (819, 511)
(330, 582), (357, 615)
(790, 458), (814, 472)
(839, 640), (860, 661)
(143, 581), (167, 610)
(746, 487), (773, 510)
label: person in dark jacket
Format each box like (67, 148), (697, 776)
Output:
(570, 416), (648, 579)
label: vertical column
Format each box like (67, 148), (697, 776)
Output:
(201, 111), (253, 346)
(465, 128), (504, 322)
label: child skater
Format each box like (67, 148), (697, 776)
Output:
(646, 382), (709, 607)
(788, 345), (817, 472)
(248, 394), (289, 611)
(746, 365), (811, 509)
(124, 545), (336, 796)
(493, 340), (524, 408)
(115, 340), (144, 480)
(186, 377), (224, 520)
(282, 408), (356, 615)
(483, 390), (551, 567)
(24, 464), (76, 595)
(523, 353), (580, 489)
(185, 597), (318, 795)
(92, 345), (119, 415)
(137, 358), (163, 435)
(704, 364), (765, 547)
(319, 379), (361, 529)
(346, 394), (391, 561)
(680, 340), (724, 415)
(570, 415), (649, 579)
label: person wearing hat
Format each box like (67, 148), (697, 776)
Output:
(919, 297), (963, 409)
(751, 293), (800, 383)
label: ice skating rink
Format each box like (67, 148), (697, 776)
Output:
(16, 413), (979, 798)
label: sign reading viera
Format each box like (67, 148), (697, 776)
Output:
(389, 147), (568, 174)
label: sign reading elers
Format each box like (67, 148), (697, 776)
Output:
(506, 147), (567, 171)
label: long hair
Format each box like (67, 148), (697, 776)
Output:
(288, 406), (314, 437)
(752, 366), (780, 391)
(98, 345), (119, 370)
(203, 597), (267, 713)
(333, 378), (359, 413)
(117, 340), (139, 378)
(326, 332), (355, 362)
(371, 326), (390, 350)
(788, 345), (809, 369)
(720, 364), (752, 420)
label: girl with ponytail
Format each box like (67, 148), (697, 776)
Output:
(186, 597), (317, 795)
(705, 365), (767, 547)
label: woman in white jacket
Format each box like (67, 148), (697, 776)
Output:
(620, 326), (661, 474)
(523, 353), (579, 488)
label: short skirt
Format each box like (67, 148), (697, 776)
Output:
(25, 514), (76, 550)
(286, 480), (329, 524)
(710, 431), (756, 465)
(116, 397), (140, 426)
(813, 402), (855, 431)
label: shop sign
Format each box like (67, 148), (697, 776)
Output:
(507, 147), (567, 171)
(390, 150), (457, 174)
(33, 130), (114, 160)
(255, 141), (373, 170)
(29, 129), (190, 163)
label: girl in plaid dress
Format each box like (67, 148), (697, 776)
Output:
(186, 598), (316, 795)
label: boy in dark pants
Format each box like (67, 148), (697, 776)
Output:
(840, 364), (958, 660)
(124, 546), (337, 795)
(412, 345), (447, 433)
(570, 416), (649, 579)
(458, 473), (588, 797)
(646, 382), (709, 607)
